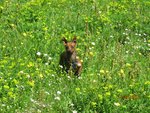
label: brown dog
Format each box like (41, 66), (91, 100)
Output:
(59, 37), (82, 76)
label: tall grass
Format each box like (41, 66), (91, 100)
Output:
(0, 0), (149, 112)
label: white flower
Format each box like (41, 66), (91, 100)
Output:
(72, 110), (77, 113)
(54, 96), (60, 101)
(45, 63), (49, 65)
(57, 91), (61, 95)
(20, 71), (24, 74)
(91, 42), (95, 46)
(59, 65), (63, 69)
(114, 102), (120, 106)
(48, 57), (52, 60)
(37, 52), (41, 56)
(44, 54), (48, 57)
(52, 74), (55, 77)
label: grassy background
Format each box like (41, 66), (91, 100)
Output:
(0, 0), (149, 112)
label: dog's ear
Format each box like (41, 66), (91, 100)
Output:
(72, 36), (77, 44)
(62, 37), (67, 45)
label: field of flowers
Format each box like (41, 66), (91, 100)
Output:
(0, 0), (149, 112)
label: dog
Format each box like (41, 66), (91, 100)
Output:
(59, 37), (82, 76)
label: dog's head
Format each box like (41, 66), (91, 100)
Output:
(62, 37), (77, 54)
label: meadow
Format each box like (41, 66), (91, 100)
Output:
(0, 0), (150, 112)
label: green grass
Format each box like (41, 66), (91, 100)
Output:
(0, 0), (150, 112)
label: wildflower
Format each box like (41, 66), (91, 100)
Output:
(52, 74), (55, 77)
(59, 65), (63, 69)
(114, 102), (121, 106)
(48, 57), (52, 60)
(27, 62), (34, 67)
(45, 62), (49, 65)
(27, 80), (35, 87)
(54, 96), (60, 101)
(57, 91), (61, 95)
(91, 42), (95, 46)
(36, 52), (41, 56)
(75, 88), (80, 93)
(39, 74), (43, 78)
(44, 54), (48, 57)
(78, 76), (82, 80)
(72, 110), (77, 113)
(89, 52), (94, 57)
(144, 81), (150, 85)
(45, 91), (50, 95)
(126, 63), (131, 67)
(23, 32), (27, 37)
(100, 69), (105, 74)
(120, 69), (124, 74)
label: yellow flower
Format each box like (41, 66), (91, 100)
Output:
(120, 69), (124, 74)
(39, 74), (43, 78)
(75, 88), (80, 93)
(23, 32), (27, 37)
(145, 81), (150, 85)
(89, 52), (94, 57)
(27, 62), (34, 67)
(100, 69), (105, 74)
(27, 80), (35, 87)
(126, 63), (131, 67)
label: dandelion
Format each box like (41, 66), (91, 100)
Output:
(36, 52), (41, 56)
(114, 102), (121, 106)
(120, 69), (124, 74)
(126, 63), (131, 67)
(23, 32), (27, 37)
(100, 69), (105, 74)
(89, 52), (94, 57)
(27, 80), (35, 87)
